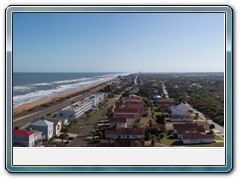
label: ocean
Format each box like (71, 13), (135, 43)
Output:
(13, 72), (128, 107)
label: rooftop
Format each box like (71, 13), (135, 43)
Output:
(181, 132), (214, 140)
(13, 130), (35, 136)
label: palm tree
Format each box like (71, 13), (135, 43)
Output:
(59, 133), (69, 144)
(148, 119), (153, 128)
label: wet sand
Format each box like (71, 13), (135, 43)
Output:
(13, 81), (110, 115)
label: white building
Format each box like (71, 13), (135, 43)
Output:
(84, 93), (105, 107)
(28, 120), (54, 140)
(181, 132), (214, 144)
(171, 103), (187, 116)
(56, 100), (92, 120)
(13, 130), (36, 147)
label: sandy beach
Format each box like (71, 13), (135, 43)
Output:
(13, 81), (110, 115)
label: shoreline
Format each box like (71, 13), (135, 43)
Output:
(13, 80), (113, 115)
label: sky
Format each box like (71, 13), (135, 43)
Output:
(13, 13), (225, 73)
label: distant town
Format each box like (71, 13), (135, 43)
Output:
(13, 73), (224, 147)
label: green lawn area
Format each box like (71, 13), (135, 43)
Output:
(215, 135), (224, 140)
(160, 134), (177, 146)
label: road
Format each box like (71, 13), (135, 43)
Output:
(162, 81), (169, 98)
(185, 103), (224, 134)
(68, 95), (121, 147)
(134, 73), (139, 86)
(13, 82), (112, 128)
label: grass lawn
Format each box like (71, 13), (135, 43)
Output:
(160, 134), (177, 146)
(67, 126), (83, 134)
(215, 135), (224, 140)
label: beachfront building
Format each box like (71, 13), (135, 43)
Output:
(28, 120), (54, 140)
(56, 101), (92, 120)
(56, 93), (105, 121)
(56, 110), (75, 121)
(13, 130), (43, 147)
(83, 93), (105, 107)
(46, 118), (62, 136)
(105, 128), (145, 140)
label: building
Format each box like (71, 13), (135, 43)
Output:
(172, 123), (214, 144)
(56, 110), (75, 121)
(158, 98), (175, 111)
(105, 128), (145, 140)
(109, 118), (128, 129)
(46, 118), (62, 136)
(181, 132), (214, 144)
(114, 107), (140, 118)
(171, 103), (187, 116)
(28, 120), (54, 140)
(109, 116), (135, 129)
(84, 93), (105, 107)
(173, 123), (205, 138)
(57, 100), (92, 120)
(13, 130), (43, 147)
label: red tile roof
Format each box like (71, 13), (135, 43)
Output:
(113, 114), (136, 119)
(173, 123), (205, 134)
(114, 107), (139, 114)
(13, 130), (35, 136)
(182, 132), (214, 140)
(158, 98), (175, 103)
(106, 128), (145, 136)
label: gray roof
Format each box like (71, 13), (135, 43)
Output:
(30, 120), (54, 127)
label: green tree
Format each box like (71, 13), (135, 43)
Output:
(194, 113), (199, 120)
(156, 114), (165, 125)
(209, 124), (215, 130)
(148, 119), (153, 128)
(59, 133), (69, 144)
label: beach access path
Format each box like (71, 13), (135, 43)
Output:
(13, 82), (111, 128)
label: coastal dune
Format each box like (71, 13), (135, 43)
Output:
(13, 81), (110, 115)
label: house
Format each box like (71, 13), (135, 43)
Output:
(170, 115), (192, 122)
(122, 96), (143, 105)
(13, 130), (43, 147)
(158, 98), (175, 111)
(181, 132), (214, 144)
(109, 116), (135, 129)
(114, 107), (140, 118)
(171, 103), (187, 116)
(113, 114), (136, 126)
(109, 118), (128, 129)
(46, 118), (62, 136)
(173, 123), (205, 138)
(105, 128), (145, 140)
(28, 120), (54, 140)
